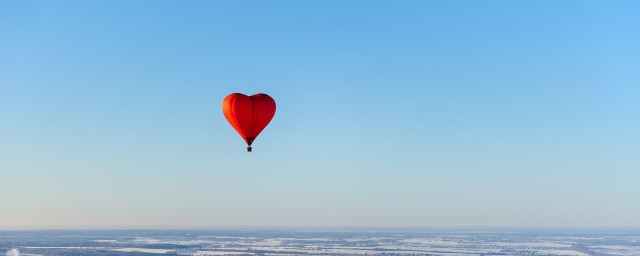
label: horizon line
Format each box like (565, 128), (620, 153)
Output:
(1, 225), (639, 232)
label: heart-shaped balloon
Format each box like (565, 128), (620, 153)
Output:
(222, 93), (276, 152)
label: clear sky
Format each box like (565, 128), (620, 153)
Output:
(1, 1), (639, 228)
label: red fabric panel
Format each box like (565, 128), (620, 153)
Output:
(222, 93), (276, 146)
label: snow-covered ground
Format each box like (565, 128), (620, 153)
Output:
(5, 230), (640, 256)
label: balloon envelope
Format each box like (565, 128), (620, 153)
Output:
(222, 93), (276, 150)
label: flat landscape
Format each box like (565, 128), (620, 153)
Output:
(2, 229), (639, 256)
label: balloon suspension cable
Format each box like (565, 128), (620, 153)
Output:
(246, 137), (255, 152)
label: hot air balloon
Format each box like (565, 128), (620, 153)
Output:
(222, 93), (276, 152)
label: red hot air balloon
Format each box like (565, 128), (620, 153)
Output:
(222, 93), (276, 152)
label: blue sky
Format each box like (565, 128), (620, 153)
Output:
(1, 1), (639, 228)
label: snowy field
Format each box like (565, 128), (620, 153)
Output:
(1, 229), (639, 256)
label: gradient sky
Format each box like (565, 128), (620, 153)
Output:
(1, 1), (639, 228)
